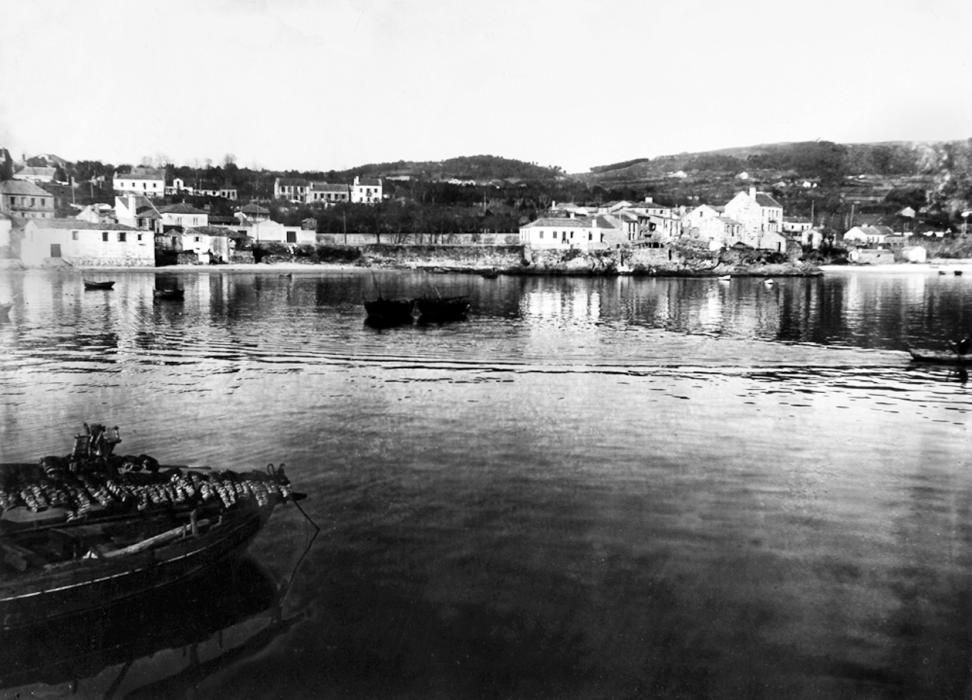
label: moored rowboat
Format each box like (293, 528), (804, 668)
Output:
(908, 349), (972, 365)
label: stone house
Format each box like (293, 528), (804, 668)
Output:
(0, 180), (55, 221)
(724, 187), (783, 238)
(21, 219), (153, 267)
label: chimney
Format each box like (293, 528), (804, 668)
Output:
(645, 196), (653, 204)
(749, 186), (756, 198)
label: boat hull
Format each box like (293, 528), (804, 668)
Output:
(0, 504), (272, 631)
(908, 350), (972, 365)
(364, 298), (414, 326)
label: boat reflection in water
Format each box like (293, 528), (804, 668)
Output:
(0, 555), (302, 696)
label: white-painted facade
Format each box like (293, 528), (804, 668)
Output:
(519, 215), (625, 251)
(21, 219), (154, 267)
(113, 168), (165, 198)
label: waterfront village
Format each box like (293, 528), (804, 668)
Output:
(0, 153), (946, 275)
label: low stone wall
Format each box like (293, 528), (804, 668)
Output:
(360, 244), (524, 269)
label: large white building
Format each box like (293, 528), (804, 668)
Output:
(519, 215), (626, 251)
(113, 167), (165, 198)
(21, 219), (154, 267)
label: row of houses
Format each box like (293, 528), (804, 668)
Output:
(519, 187), (793, 253)
(273, 176), (383, 205)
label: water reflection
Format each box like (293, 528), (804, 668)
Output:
(0, 557), (294, 696)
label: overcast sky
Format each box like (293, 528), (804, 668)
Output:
(2, 0), (969, 174)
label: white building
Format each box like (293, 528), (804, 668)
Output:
(351, 176), (382, 204)
(721, 187), (787, 251)
(158, 202), (209, 230)
(519, 215), (626, 251)
(21, 219), (154, 267)
(113, 167), (165, 198)
(843, 225), (894, 246)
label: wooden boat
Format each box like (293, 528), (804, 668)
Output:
(364, 296), (415, 327)
(908, 349), (972, 365)
(415, 295), (470, 323)
(154, 288), (185, 301)
(955, 270), (964, 277)
(83, 280), (115, 290)
(0, 424), (305, 631)
(0, 556), (288, 691)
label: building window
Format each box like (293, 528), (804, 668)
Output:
(29, 198), (35, 207)
(102, 232), (109, 241)
(589, 233), (592, 241)
(137, 234), (143, 242)
(72, 231), (78, 240)
(194, 236), (200, 242)
(539, 231), (543, 239)
(118, 232), (126, 242)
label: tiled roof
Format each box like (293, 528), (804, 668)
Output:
(277, 177), (308, 187)
(355, 177), (381, 187)
(29, 218), (138, 231)
(185, 226), (230, 236)
(14, 166), (56, 177)
(310, 182), (349, 192)
(754, 193), (782, 208)
(0, 180), (53, 196)
(115, 167), (165, 181)
(158, 203), (208, 215)
(523, 217), (592, 229)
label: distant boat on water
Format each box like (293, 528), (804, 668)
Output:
(83, 280), (115, 291)
(480, 269), (499, 279)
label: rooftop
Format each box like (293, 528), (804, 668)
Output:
(29, 218), (138, 231)
(0, 180), (53, 196)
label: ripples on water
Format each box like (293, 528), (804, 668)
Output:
(2, 269), (972, 697)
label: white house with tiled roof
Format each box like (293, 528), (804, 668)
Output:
(519, 214), (625, 251)
(274, 177), (309, 202)
(724, 187), (783, 236)
(21, 218), (154, 267)
(680, 205), (744, 251)
(351, 176), (382, 204)
(158, 202), (209, 230)
(0, 180), (55, 221)
(113, 167), (165, 198)
(307, 182), (350, 205)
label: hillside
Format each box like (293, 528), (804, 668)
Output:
(324, 155), (566, 183)
(577, 139), (972, 230)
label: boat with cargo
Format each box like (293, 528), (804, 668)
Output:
(0, 424), (308, 631)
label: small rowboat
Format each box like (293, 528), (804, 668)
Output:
(83, 280), (115, 291)
(364, 297), (415, 327)
(908, 349), (972, 365)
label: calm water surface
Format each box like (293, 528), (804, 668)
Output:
(2, 268), (972, 698)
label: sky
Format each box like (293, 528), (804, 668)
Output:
(2, 0), (970, 174)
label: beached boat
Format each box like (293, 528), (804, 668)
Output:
(908, 349), (972, 365)
(415, 295), (470, 323)
(0, 424), (305, 630)
(364, 297), (415, 327)
(154, 288), (185, 301)
(83, 280), (115, 290)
